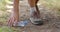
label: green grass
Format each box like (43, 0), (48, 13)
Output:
(0, 0), (12, 11)
(0, 26), (14, 32)
(0, 0), (60, 32)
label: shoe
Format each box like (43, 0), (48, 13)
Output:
(30, 18), (43, 25)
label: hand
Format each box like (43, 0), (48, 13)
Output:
(7, 14), (17, 26)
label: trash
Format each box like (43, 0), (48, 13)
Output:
(13, 20), (29, 27)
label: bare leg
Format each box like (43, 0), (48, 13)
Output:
(28, 0), (40, 18)
(28, 0), (43, 25)
(8, 0), (19, 26)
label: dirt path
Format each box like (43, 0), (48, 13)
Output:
(17, 0), (60, 32)
(1, 0), (60, 32)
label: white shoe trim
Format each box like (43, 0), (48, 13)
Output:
(30, 18), (41, 24)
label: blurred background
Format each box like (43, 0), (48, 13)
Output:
(0, 0), (60, 32)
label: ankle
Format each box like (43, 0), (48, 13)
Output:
(30, 7), (36, 16)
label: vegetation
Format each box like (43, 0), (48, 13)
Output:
(0, 0), (60, 32)
(0, 0), (11, 11)
(0, 0), (6, 11)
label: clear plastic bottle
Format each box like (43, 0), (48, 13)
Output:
(13, 20), (29, 27)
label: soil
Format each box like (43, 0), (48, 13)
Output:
(17, 0), (60, 32)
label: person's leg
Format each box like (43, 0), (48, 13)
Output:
(8, 0), (19, 26)
(28, 0), (40, 18)
(28, 0), (43, 25)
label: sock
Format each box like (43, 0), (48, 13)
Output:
(30, 7), (37, 16)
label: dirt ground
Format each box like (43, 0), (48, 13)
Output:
(0, 0), (60, 32)
(16, 0), (60, 32)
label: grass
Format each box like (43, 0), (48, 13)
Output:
(0, 0), (60, 32)
(0, 26), (14, 32)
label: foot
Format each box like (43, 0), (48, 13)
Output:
(30, 8), (43, 25)
(30, 18), (43, 25)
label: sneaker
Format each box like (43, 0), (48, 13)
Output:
(30, 18), (43, 25)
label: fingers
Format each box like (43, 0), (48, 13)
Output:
(7, 16), (16, 26)
(8, 17), (13, 26)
